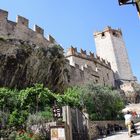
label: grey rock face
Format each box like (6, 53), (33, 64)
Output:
(0, 38), (68, 92)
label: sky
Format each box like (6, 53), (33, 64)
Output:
(0, 0), (140, 81)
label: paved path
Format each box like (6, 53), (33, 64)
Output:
(97, 122), (140, 140)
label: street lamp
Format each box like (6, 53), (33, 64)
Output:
(118, 0), (140, 16)
(136, 0), (140, 16)
(120, 0), (130, 3)
(118, 0), (135, 5)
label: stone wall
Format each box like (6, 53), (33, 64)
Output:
(0, 38), (68, 92)
(89, 120), (125, 140)
(0, 9), (56, 48)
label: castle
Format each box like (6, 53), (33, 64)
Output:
(0, 9), (136, 92)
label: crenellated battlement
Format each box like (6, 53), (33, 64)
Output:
(94, 26), (122, 38)
(65, 46), (111, 68)
(16, 15), (29, 27)
(65, 46), (95, 59)
(0, 9), (8, 20)
(34, 25), (44, 35)
(0, 9), (57, 48)
(70, 63), (97, 73)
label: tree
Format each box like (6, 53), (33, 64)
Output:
(57, 83), (125, 120)
(0, 87), (18, 112)
(55, 86), (83, 108)
(18, 84), (55, 113)
(82, 83), (125, 120)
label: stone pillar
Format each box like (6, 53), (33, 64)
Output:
(62, 106), (73, 140)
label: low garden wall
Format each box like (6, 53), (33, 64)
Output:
(89, 120), (125, 140)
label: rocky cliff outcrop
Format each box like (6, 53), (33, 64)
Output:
(0, 38), (69, 92)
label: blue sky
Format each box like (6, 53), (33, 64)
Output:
(0, 0), (140, 81)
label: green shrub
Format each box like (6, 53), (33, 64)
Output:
(8, 131), (17, 140)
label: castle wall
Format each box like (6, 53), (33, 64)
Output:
(96, 62), (114, 86)
(68, 64), (85, 86)
(67, 63), (101, 87)
(65, 47), (115, 87)
(0, 9), (56, 48)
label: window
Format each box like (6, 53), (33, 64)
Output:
(107, 73), (109, 80)
(112, 32), (119, 37)
(101, 32), (105, 39)
(103, 77), (105, 86)
(95, 79), (98, 83)
(102, 32), (105, 37)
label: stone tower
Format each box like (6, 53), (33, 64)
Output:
(94, 26), (134, 82)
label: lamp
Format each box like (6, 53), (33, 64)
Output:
(118, 0), (135, 5)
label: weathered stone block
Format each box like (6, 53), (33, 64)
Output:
(34, 25), (44, 35)
(0, 9), (8, 21)
(16, 15), (29, 27)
